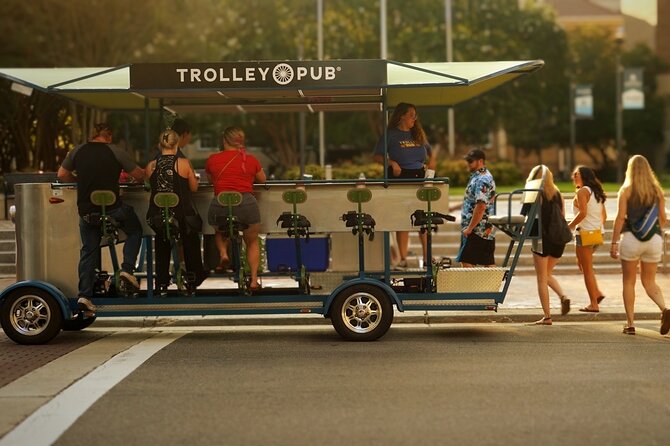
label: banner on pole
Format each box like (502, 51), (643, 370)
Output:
(622, 68), (644, 110)
(574, 84), (593, 118)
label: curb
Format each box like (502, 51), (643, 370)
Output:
(87, 310), (663, 328)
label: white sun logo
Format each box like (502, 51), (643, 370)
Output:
(273, 63), (294, 85)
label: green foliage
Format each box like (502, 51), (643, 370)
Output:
(281, 163), (384, 180)
(0, 0), (666, 177)
(436, 159), (521, 187)
(487, 161), (523, 186)
(567, 27), (668, 172)
(280, 159), (518, 186)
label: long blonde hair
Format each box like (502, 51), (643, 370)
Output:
(623, 154), (663, 207)
(527, 165), (560, 201)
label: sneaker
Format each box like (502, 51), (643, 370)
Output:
(77, 296), (97, 312)
(155, 284), (168, 297)
(660, 309), (670, 335)
(119, 271), (140, 290)
(560, 296), (571, 316)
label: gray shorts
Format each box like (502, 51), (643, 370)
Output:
(208, 193), (261, 228)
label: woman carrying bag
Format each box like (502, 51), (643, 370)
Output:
(610, 155), (670, 335)
(527, 165), (573, 325)
(568, 165), (607, 313)
(146, 129), (207, 294)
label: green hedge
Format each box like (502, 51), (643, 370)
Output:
(281, 163), (383, 180)
(435, 160), (522, 187)
(279, 160), (522, 186)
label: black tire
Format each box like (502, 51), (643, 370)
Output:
(62, 316), (97, 331)
(0, 288), (63, 344)
(330, 284), (393, 341)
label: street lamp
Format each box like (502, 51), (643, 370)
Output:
(614, 26), (625, 183)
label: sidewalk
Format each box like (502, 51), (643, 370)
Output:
(1, 272), (667, 328)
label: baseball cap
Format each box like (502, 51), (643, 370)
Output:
(464, 148), (486, 163)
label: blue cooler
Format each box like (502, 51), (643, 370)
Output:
(266, 236), (330, 272)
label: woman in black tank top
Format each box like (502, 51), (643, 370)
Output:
(146, 129), (206, 293)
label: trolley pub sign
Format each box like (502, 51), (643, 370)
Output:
(130, 60), (387, 90)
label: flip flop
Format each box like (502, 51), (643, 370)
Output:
(578, 307), (599, 313)
(531, 317), (552, 326)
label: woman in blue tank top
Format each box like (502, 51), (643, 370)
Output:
(610, 155), (669, 335)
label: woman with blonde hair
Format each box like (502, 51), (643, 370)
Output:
(568, 165), (607, 312)
(610, 155), (669, 335)
(146, 129), (206, 294)
(527, 165), (572, 325)
(205, 126), (266, 289)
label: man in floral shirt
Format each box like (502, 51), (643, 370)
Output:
(457, 149), (496, 267)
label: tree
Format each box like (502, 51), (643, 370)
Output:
(568, 27), (667, 178)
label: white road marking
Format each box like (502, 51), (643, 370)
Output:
(0, 331), (185, 446)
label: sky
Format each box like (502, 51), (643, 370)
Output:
(621, 0), (657, 25)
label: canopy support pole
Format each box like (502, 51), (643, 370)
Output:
(144, 98), (150, 165)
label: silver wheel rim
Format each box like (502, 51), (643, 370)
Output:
(340, 291), (382, 334)
(9, 294), (51, 336)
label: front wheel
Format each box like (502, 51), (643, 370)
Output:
(0, 288), (63, 344)
(330, 284), (393, 341)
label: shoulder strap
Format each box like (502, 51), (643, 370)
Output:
(214, 151), (239, 184)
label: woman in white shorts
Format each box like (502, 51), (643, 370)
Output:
(610, 155), (670, 335)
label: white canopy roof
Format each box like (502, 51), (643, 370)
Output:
(0, 59), (543, 113)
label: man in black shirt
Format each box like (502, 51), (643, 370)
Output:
(58, 123), (145, 313)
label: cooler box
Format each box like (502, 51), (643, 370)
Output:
(266, 236), (330, 272)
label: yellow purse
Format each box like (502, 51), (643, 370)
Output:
(579, 228), (603, 246)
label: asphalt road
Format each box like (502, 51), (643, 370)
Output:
(2, 323), (666, 446)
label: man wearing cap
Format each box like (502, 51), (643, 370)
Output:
(454, 148), (496, 267)
(58, 123), (145, 314)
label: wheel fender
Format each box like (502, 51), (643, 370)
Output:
(324, 278), (402, 316)
(0, 280), (72, 319)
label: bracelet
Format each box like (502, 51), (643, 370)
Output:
(612, 241), (619, 245)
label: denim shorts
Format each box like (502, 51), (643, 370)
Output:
(207, 193), (261, 229)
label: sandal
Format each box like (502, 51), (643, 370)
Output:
(533, 317), (552, 326)
(215, 258), (231, 273)
(622, 325), (636, 335)
(560, 296), (571, 316)
(578, 306), (599, 313)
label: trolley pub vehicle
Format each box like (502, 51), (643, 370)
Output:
(0, 59), (544, 344)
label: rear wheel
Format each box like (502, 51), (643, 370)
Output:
(330, 284), (393, 341)
(0, 288), (63, 344)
